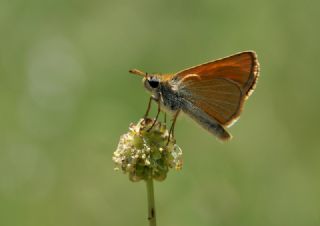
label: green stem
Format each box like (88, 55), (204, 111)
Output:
(146, 178), (156, 226)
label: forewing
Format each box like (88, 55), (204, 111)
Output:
(179, 77), (242, 126)
(175, 51), (259, 126)
(176, 51), (259, 97)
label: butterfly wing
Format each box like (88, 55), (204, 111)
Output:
(175, 51), (259, 127)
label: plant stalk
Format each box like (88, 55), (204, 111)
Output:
(146, 178), (156, 226)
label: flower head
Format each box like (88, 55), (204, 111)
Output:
(113, 118), (183, 182)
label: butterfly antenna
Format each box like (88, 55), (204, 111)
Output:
(129, 69), (147, 78)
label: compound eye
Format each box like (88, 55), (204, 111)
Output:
(148, 78), (159, 88)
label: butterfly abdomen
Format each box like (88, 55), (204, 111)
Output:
(181, 99), (231, 141)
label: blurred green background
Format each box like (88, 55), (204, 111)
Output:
(1, 0), (319, 226)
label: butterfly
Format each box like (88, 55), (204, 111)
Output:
(130, 51), (260, 141)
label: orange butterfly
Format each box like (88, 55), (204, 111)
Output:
(130, 51), (260, 141)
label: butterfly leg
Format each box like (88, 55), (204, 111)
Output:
(163, 112), (167, 124)
(167, 109), (180, 144)
(147, 101), (161, 132)
(143, 97), (153, 120)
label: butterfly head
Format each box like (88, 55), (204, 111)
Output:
(129, 69), (166, 99)
(144, 74), (160, 92)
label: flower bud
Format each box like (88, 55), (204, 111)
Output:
(113, 118), (183, 182)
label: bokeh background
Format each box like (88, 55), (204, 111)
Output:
(1, 1), (319, 226)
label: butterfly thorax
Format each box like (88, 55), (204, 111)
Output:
(158, 82), (182, 112)
(143, 74), (182, 113)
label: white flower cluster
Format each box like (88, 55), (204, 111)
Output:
(113, 118), (183, 182)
